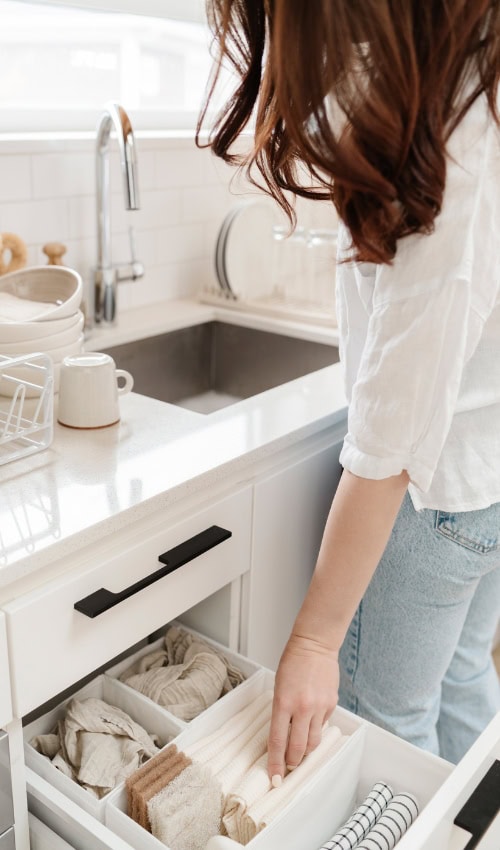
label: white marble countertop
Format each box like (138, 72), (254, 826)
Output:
(0, 300), (346, 588)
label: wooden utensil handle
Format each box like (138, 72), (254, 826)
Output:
(0, 232), (27, 275)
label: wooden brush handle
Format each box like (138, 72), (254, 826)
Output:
(42, 241), (67, 266)
(0, 232), (28, 275)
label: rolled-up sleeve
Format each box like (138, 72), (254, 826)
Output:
(339, 91), (495, 491)
(339, 278), (476, 491)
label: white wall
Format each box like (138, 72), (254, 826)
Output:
(0, 133), (338, 317)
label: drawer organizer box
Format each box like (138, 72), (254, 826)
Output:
(24, 623), (454, 850)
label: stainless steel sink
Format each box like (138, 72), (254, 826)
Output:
(103, 321), (339, 414)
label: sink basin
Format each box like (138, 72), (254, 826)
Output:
(102, 321), (339, 414)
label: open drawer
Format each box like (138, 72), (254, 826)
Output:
(4, 485), (252, 716)
(27, 666), (453, 850)
(395, 711), (500, 850)
(106, 667), (452, 850)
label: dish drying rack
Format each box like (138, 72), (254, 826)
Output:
(0, 353), (54, 465)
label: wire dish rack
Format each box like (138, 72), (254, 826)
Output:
(0, 353), (54, 465)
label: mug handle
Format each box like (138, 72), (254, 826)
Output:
(116, 369), (134, 395)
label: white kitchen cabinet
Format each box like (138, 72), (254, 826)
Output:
(3, 485), (252, 717)
(241, 431), (344, 669)
(23, 661), (500, 850)
(0, 614), (12, 729)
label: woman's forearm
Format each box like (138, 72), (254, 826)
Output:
(292, 468), (410, 653)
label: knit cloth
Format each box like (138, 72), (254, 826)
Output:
(147, 761), (223, 850)
(30, 698), (159, 798)
(355, 793), (419, 850)
(320, 781), (394, 849)
(126, 744), (192, 830)
(118, 625), (246, 721)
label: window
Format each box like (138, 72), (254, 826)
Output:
(0, 0), (224, 132)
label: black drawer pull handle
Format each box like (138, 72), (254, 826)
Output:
(74, 525), (232, 618)
(453, 759), (500, 849)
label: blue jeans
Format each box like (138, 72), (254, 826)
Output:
(338, 492), (500, 764)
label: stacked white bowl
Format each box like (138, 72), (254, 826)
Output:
(0, 265), (84, 392)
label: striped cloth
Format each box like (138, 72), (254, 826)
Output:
(321, 781), (394, 849)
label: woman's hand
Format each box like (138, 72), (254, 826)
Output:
(267, 632), (339, 781)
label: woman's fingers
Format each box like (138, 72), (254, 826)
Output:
(267, 703), (290, 781)
(268, 710), (329, 780)
(304, 713), (325, 757)
(284, 711), (311, 770)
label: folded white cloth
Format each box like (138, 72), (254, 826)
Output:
(147, 761), (223, 850)
(321, 781), (394, 849)
(30, 698), (159, 798)
(186, 690), (273, 766)
(225, 725), (346, 844)
(355, 793), (419, 850)
(222, 752), (269, 839)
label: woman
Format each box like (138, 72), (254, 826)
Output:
(198, 1), (500, 778)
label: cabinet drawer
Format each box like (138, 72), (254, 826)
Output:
(27, 674), (452, 850)
(396, 711), (500, 850)
(4, 486), (252, 716)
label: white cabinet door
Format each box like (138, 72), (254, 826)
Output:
(0, 613), (12, 728)
(4, 486), (252, 717)
(242, 433), (344, 670)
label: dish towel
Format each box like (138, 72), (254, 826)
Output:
(225, 725), (346, 844)
(126, 743), (192, 830)
(30, 697), (160, 798)
(186, 690), (273, 782)
(139, 692), (274, 850)
(147, 761), (224, 850)
(320, 781), (394, 849)
(185, 690), (273, 767)
(355, 793), (419, 850)
(118, 625), (246, 721)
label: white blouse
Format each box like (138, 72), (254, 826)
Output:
(336, 90), (500, 512)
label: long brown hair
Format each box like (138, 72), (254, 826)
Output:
(197, 1), (500, 263)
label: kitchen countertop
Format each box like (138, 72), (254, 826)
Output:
(0, 300), (347, 589)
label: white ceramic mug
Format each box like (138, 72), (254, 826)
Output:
(57, 352), (134, 429)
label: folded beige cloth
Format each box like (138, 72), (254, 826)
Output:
(30, 698), (159, 798)
(224, 726), (346, 844)
(118, 625), (245, 721)
(186, 690), (273, 767)
(147, 761), (223, 850)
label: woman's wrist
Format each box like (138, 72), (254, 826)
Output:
(289, 618), (343, 657)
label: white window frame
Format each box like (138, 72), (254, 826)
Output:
(1, 0), (211, 134)
(16, 0), (207, 24)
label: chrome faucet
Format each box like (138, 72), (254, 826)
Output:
(94, 102), (144, 325)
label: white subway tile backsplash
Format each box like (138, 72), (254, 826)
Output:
(0, 155), (31, 202)
(0, 197), (69, 245)
(181, 184), (233, 224)
(32, 152), (94, 200)
(110, 188), (182, 235)
(156, 221), (206, 265)
(0, 134), (336, 314)
(68, 194), (95, 242)
(155, 147), (208, 189)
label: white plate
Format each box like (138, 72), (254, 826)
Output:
(216, 200), (285, 301)
(0, 266), (82, 322)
